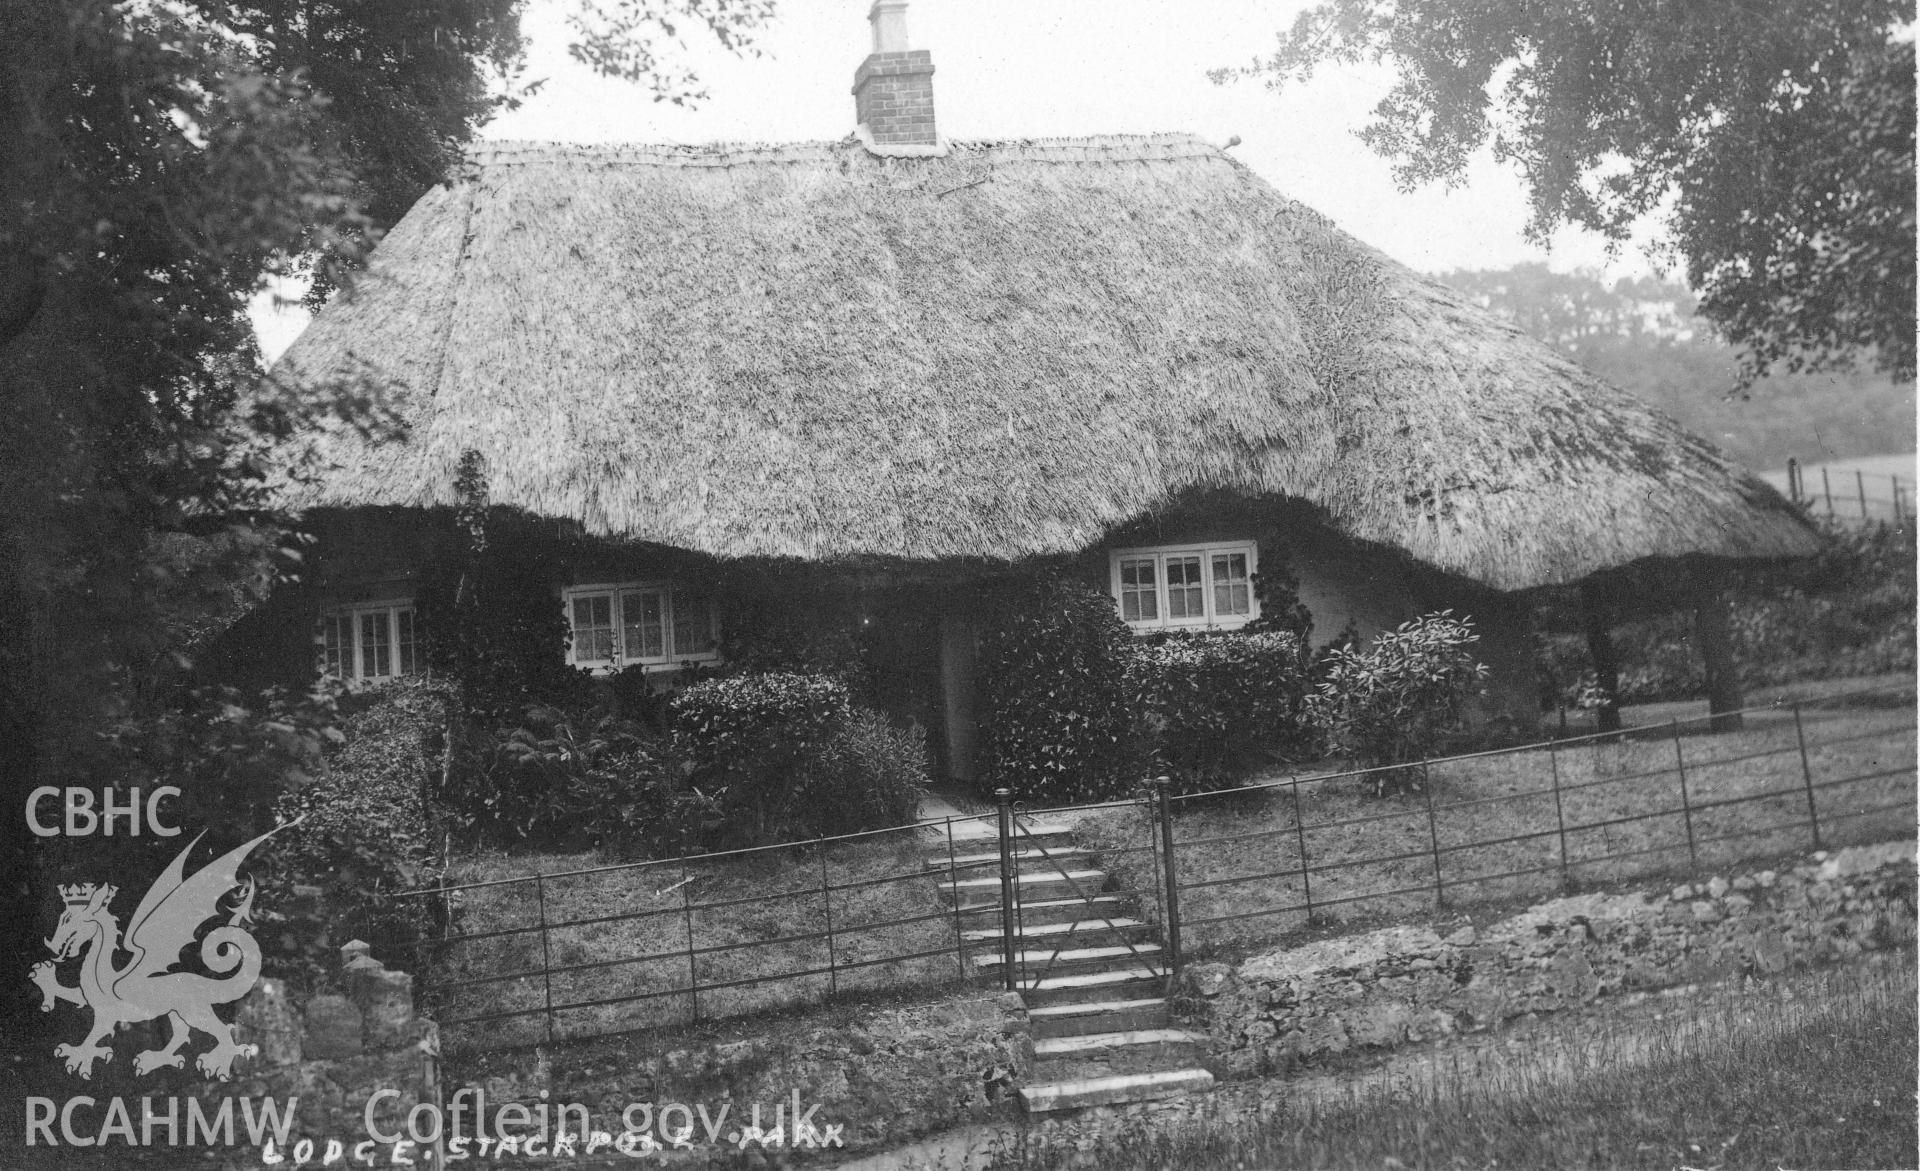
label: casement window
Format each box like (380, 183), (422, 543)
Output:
(1109, 542), (1259, 631)
(563, 582), (720, 671)
(319, 602), (419, 683)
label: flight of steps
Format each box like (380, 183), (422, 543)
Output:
(927, 814), (1215, 1113)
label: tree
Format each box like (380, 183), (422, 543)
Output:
(1225, 1), (1916, 382)
(0, 0), (770, 1028)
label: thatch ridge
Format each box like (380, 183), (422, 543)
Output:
(273, 132), (1817, 590)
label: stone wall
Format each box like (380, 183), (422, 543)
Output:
(196, 940), (438, 1166)
(1185, 841), (1917, 1077)
(450, 990), (1032, 1162)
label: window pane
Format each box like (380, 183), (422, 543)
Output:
(320, 614), (347, 679)
(571, 594), (614, 662)
(1119, 558), (1157, 621)
(672, 594), (713, 657)
(1166, 556), (1203, 618)
(396, 609), (417, 676)
(1212, 552), (1251, 616)
(360, 611), (391, 678)
(621, 590), (664, 659)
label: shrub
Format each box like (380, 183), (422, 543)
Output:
(1130, 631), (1317, 793)
(975, 574), (1144, 805)
(808, 707), (930, 832)
(438, 700), (714, 855)
(260, 677), (444, 988)
(561, 741), (722, 858)
(670, 673), (928, 845)
(1309, 612), (1488, 794)
(717, 589), (874, 699)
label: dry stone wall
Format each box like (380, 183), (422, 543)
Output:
(453, 989), (1032, 1163)
(193, 940), (439, 1166)
(1186, 841), (1917, 1077)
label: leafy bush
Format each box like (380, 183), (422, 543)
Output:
(670, 673), (927, 844)
(717, 589), (874, 699)
(1309, 612), (1488, 794)
(807, 707), (931, 834)
(1130, 631), (1317, 793)
(975, 574), (1144, 805)
(259, 677), (443, 988)
(438, 700), (717, 856)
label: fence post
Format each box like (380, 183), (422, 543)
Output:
(819, 847), (837, 1001)
(1292, 777), (1313, 924)
(1787, 456), (1801, 502)
(1792, 703), (1823, 850)
(1670, 720), (1697, 873)
(533, 876), (555, 1047)
(681, 862), (699, 1022)
(1857, 469), (1869, 518)
(1153, 776), (1183, 975)
(1822, 467), (1834, 515)
(944, 817), (967, 981)
(1894, 476), (1905, 522)
(1420, 761), (1444, 908)
(994, 788), (1018, 993)
(1547, 739), (1570, 889)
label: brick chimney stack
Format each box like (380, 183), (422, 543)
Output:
(852, 0), (936, 146)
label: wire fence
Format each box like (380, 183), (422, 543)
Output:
(386, 684), (1915, 1053)
(1782, 458), (1912, 524)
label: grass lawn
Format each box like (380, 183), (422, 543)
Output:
(1083, 700), (1916, 954)
(989, 955), (1919, 1170)
(422, 822), (965, 1051)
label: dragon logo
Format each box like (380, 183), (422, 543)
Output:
(30, 822), (295, 1081)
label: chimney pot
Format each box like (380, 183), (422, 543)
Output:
(870, 0), (910, 53)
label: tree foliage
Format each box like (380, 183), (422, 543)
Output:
(1228, 1), (1915, 382)
(0, 0), (771, 1018)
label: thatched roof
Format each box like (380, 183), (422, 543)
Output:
(273, 133), (1817, 590)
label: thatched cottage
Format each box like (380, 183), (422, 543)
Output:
(243, 5), (1815, 781)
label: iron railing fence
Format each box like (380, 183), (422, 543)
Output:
(387, 814), (1008, 1051)
(1136, 685), (1915, 955)
(381, 683), (1914, 1053)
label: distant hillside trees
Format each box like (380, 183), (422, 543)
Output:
(1440, 265), (1915, 471)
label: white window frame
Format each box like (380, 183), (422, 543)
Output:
(1109, 541), (1261, 632)
(562, 581), (721, 673)
(319, 601), (420, 685)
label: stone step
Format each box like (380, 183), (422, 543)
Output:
(961, 917), (1150, 945)
(1018, 964), (1165, 1005)
(1032, 1028), (1210, 1081)
(975, 942), (1163, 974)
(1028, 997), (1169, 1038)
(955, 894), (1129, 928)
(941, 869), (1107, 903)
(944, 817), (1078, 843)
(926, 846), (1093, 874)
(1019, 1068), (1216, 1114)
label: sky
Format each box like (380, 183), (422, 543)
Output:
(253, 0), (1656, 362)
